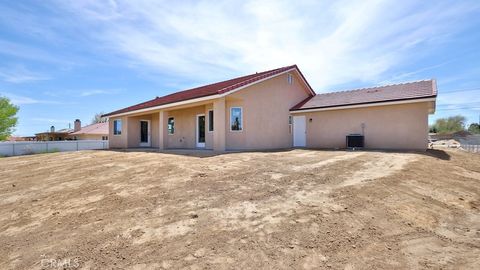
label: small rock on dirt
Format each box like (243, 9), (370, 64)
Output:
(193, 248), (206, 258)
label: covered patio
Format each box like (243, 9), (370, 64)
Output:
(108, 98), (228, 152)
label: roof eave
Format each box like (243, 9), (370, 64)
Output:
(290, 95), (437, 113)
(104, 66), (315, 118)
(103, 93), (222, 118)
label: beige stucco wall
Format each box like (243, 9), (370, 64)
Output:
(107, 74), (429, 151)
(151, 113), (159, 148)
(108, 114), (156, 148)
(107, 71), (312, 150)
(296, 102), (430, 150)
(165, 105), (212, 149)
(205, 104), (214, 149)
(73, 134), (105, 140)
(108, 116), (128, 149)
(127, 115), (152, 148)
(225, 72), (312, 150)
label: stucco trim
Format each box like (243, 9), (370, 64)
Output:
(290, 96), (436, 113)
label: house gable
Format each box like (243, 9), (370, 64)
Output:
(103, 65), (315, 118)
(225, 72), (312, 150)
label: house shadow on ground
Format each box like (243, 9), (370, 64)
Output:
(103, 147), (451, 160)
(423, 149), (451, 160)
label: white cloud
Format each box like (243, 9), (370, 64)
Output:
(0, 40), (63, 64)
(32, 117), (71, 124)
(79, 89), (120, 97)
(437, 90), (480, 107)
(0, 92), (59, 105)
(59, 0), (479, 90)
(377, 62), (450, 86)
(43, 89), (122, 97)
(0, 66), (50, 83)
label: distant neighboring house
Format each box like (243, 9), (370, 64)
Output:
(6, 136), (36, 141)
(69, 120), (109, 141)
(103, 65), (437, 151)
(35, 119), (108, 141)
(35, 126), (73, 141)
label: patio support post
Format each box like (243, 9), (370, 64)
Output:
(124, 116), (129, 148)
(158, 110), (165, 150)
(213, 97), (226, 152)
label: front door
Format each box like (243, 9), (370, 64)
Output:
(196, 114), (206, 148)
(293, 115), (306, 147)
(139, 120), (151, 147)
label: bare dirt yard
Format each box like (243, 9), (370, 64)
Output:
(0, 149), (479, 269)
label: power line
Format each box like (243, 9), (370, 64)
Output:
(438, 101), (480, 106)
(440, 87), (480, 94)
(436, 107), (480, 111)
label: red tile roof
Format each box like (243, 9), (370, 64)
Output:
(104, 65), (309, 117)
(291, 80), (436, 111)
(70, 122), (108, 135)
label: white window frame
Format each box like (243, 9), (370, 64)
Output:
(196, 114), (206, 148)
(167, 117), (175, 135)
(287, 73), (293, 84)
(289, 115), (293, 133)
(113, 119), (122, 136)
(229, 107), (243, 132)
(208, 109), (214, 132)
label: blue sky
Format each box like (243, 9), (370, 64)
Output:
(1, 0), (480, 136)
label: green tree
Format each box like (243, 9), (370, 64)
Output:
(430, 115), (466, 134)
(0, 96), (19, 140)
(91, 112), (107, 124)
(468, 123), (480, 134)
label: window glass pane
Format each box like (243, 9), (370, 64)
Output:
(198, 116), (205, 143)
(140, 121), (148, 143)
(168, 117), (175, 134)
(114, 120), (122, 135)
(208, 110), (214, 132)
(230, 107), (242, 131)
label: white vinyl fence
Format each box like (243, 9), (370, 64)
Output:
(458, 135), (480, 154)
(461, 144), (480, 154)
(0, 140), (109, 157)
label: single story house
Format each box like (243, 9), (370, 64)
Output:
(35, 127), (73, 141)
(103, 65), (436, 151)
(68, 120), (109, 141)
(35, 119), (108, 141)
